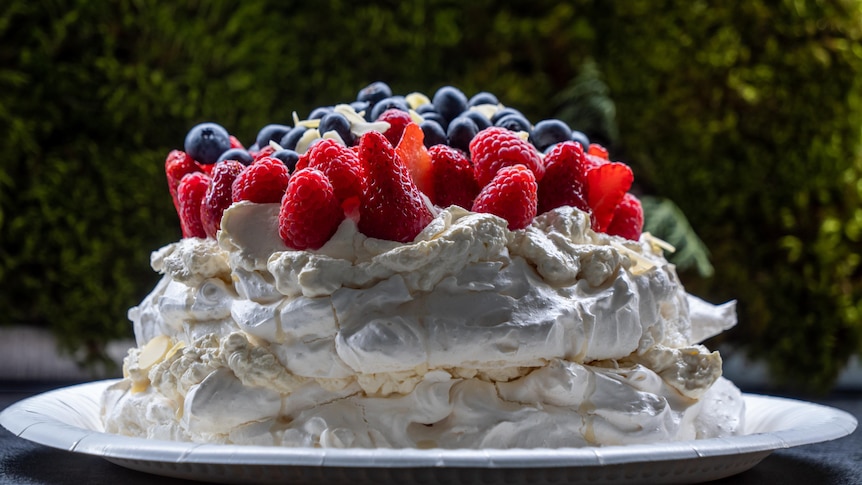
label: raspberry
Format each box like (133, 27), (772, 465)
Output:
(376, 108), (413, 146)
(606, 193), (644, 241)
(428, 144), (479, 209)
(586, 161), (634, 233)
(229, 135), (244, 149)
(200, 160), (244, 238)
(294, 138), (365, 203)
(165, 150), (201, 214)
(472, 164), (537, 230)
(176, 172), (210, 238)
(231, 157), (290, 204)
(253, 144), (276, 161)
(537, 141), (589, 215)
(278, 168), (345, 250)
(469, 127), (544, 187)
(357, 131), (434, 242)
(396, 123), (434, 199)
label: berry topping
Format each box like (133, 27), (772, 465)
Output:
(463, 110), (492, 131)
(271, 149), (300, 172)
(469, 127), (545, 186)
(432, 85), (468, 123)
(494, 113), (532, 135)
(428, 144), (479, 209)
(376, 108), (413, 146)
(231, 157), (290, 204)
(468, 91), (500, 107)
(447, 116), (479, 154)
(229, 135), (244, 149)
(255, 124), (292, 151)
(419, 119), (447, 148)
(176, 172), (210, 239)
(165, 150), (201, 214)
(606, 193), (644, 241)
(472, 164), (537, 230)
(537, 142), (589, 214)
(319, 112), (355, 146)
(216, 148), (254, 166)
(278, 168), (345, 250)
(571, 131), (590, 151)
(280, 126), (308, 151)
(586, 161), (634, 232)
(295, 138), (365, 203)
(200, 160), (244, 238)
(357, 81), (393, 107)
(184, 122), (232, 165)
(396, 123), (434, 200)
(531, 119), (573, 152)
(358, 131), (434, 242)
(588, 143), (610, 160)
(370, 96), (410, 121)
(308, 107), (333, 120)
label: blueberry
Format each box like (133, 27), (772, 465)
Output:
(255, 124), (292, 151)
(308, 106), (333, 120)
(215, 148), (254, 166)
(432, 86), (468, 123)
(421, 112), (448, 130)
(531, 119), (573, 152)
(490, 107), (527, 124)
(350, 100), (370, 115)
(416, 103), (438, 115)
(319, 112), (354, 145)
(420, 120), (447, 148)
(463, 110), (491, 131)
(571, 130), (590, 151)
(272, 149), (300, 173)
(495, 113), (532, 135)
(184, 122), (232, 165)
(468, 91), (499, 107)
(357, 81), (392, 107)
(370, 96), (410, 121)
(280, 126), (309, 151)
(446, 116), (479, 154)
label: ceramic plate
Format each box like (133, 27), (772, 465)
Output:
(0, 380), (856, 484)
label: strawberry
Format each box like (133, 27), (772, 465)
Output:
(165, 150), (201, 214)
(396, 123), (434, 199)
(428, 144), (479, 209)
(200, 160), (244, 238)
(376, 109), (413, 147)
(606, 193), (644, 241)
(278, 168), (345, 250)
(294, 138), (365, 203)
(231, 157), (290, 204)
(357, 131), (434, 242)
(588, 143), (609, 160)
(586, 161), (634, 232)
(537, 141), (589, 215)
(176, 172), (210, 238)
(472, 164), (537, 230)
(469, 127), (544, 187)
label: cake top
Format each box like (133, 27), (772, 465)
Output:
(165, 82), (643, 249)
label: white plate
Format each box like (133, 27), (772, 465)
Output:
(0, 380), (856, 484)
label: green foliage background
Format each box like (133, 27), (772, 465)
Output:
(1, 0), (860, 389)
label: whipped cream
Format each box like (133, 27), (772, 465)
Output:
(104, 202), (744, 448)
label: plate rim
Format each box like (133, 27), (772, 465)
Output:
(1, 379), (857, 469)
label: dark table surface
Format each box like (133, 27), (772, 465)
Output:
(1, 380), (859, 485)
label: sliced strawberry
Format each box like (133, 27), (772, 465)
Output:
(294, 138), (365, 203)
(165, 150), (201, 215)
(278, 168), (345, 250)
(537, 141), (589, 215)
(586, 162), (634, 232)
(232, 157), (290, 204)
(588, 143), (609, 160)
(396, 123), (434, 200)
(472, 164), (537, 230)
(469, 127), (544, 187)
(376, 109), (413, 146)
(606, 193), (644, 241)
(357, 131), (434, 242)
(176, 172), (210, 238)
(200, 160), (244, 238)
(428, 144), (479, 209)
